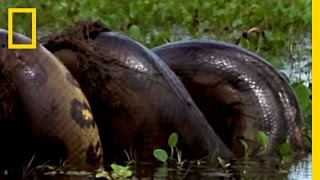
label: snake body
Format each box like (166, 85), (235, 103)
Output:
(0, 21), (307, 172)
(0, 29), (103, 171)
(41, 22), (232, 163)
(152, 40), (307, 157)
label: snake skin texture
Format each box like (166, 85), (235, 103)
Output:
(42, 30), (232, 163)
(0, 29), (103, 171)
(0, 22), (307, 172)
(152, 40), (307, 157)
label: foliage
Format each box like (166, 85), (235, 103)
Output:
(239, 131), (270, 158)
(292, 81), (312, 140)
(153, 132), (183, 164)
(256, 131), (269, 151)
(153, 149), (168, 163)
(0, 0), (311, 62)
(110, 163), (133, 179)
(278, 140), (292, 158)
(96, 163), (133, 179)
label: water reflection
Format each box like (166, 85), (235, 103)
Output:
(279, 34), (312, 86)
(129, 154), (312, 179)
(26, 153), (311, 179)
(288, 154), (311, 180)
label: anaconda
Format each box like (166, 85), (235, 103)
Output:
(0, 29), (103, 171)
(0, 21), (308, 173)
(152, 40), (307, 157)
(40, 21), (232, 163)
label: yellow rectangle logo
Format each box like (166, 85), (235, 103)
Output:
(8, 8), (37, 49)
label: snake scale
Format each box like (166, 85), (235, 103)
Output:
(0, 28), (103, 171)
(0, 21), (307, 172)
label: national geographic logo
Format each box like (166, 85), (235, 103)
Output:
(8, 8), (36, 49)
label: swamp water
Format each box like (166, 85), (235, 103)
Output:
(35, 154), (311, 179)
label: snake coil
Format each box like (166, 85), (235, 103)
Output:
(0, 21), (308, 173)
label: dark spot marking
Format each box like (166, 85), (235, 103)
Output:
(1, 44), (5, 48)
(70, 98), (96, 128)
(66, 72), (80, 88)
(86, 141), (103, 166)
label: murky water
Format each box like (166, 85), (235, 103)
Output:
(288, 154), (312, 180)
(30, 154), (310, 179)
(279, 33), (312, 86)
(130, 155), (312, 179)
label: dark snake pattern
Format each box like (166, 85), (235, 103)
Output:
(0, 22), (308, 172)
(0, 29), (103, 171)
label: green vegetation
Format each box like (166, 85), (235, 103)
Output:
(151, 131), (298, 179)
(110, 163), (132, 179)
(256, 131), (269, 153)
(0, 0), (311, 60)
(153, 149), (169, 163)
(292, 81), (312, 140)
(240, 131), (270, 159)
(155, 131), (293, 162)
(153, 132), (183, 164)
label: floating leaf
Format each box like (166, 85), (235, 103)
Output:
(168, 133), (178, 148)
(279, 140), (292, 158)
(256, 131), (269, 147)
(111, 163), (132, 178)
(121, 169), (132, 178)
(153, 149), (168, 163)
